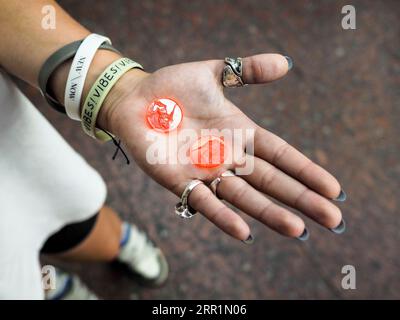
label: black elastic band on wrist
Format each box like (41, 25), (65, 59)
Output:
(38, 40), (120, 114)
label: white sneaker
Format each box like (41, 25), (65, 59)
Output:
(45, 268), (98, 300)
(116, 223), (169, 287)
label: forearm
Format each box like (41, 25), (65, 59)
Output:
(0, 0), (147, 131)
(0, 0), (90, 87)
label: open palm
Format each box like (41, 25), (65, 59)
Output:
(106, 53), (345, 242)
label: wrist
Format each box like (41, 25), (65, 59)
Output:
(48, 48), (148, 134)
(48, 49), (122, 110)
(97, 67), (149, 134)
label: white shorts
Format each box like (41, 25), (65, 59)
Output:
(0, 71), (107, 299)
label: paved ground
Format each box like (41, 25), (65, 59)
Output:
(19, 0), (400, 299)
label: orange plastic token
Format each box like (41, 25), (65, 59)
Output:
(146, 98), (182, 132)
(190, 136), (225, 168)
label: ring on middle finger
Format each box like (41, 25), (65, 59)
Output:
(210, 170), (236, 198)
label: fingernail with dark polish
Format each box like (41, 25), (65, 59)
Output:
(242, 234), (254, 245)
(333, 190), (347, 202)
(284, 56), (293, 70)
(297, 228), (309, 241)
(330, 219), (346, 234)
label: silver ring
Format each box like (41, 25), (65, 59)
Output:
(222, 57), (246, 87)
(210, 170), (236, 198)
(175, 179), (204, 219)
(209, 177), (221, 195)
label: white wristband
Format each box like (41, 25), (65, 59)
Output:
(64, 34), (112, 121)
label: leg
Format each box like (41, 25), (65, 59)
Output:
(48, 206), (122, 261)
(42, 205), (168, 287)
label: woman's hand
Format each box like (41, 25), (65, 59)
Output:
(100, 53), (344, 242)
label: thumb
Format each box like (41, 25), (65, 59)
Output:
(208, 53), (292, 85)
